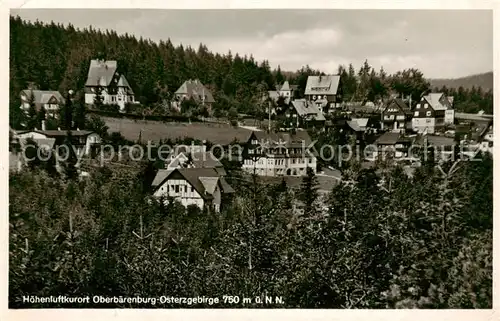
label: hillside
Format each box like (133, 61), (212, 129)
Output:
(429, 72), (493, 91)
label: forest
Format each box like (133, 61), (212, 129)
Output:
(9, 14), (494, 129)
(9, 147), (493, 308)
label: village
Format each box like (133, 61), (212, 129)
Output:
(7, 9), (494, 310)
(9, 58), (494, 214)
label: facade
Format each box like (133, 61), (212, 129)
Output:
(381, 98), (412, 132)
(242, 130), (317, 177)
(304, 75), (342, 112)
(173, 79), (215, 113)
(84, 59), (136, 111)
(151, 168), (234, 212)
(20, 89), (65, 118)
(412, 93), (454, 134)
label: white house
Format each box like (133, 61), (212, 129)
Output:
(412, 93), (454, 134)
(84, 59), (137, 111)
(242, 130), (317, 177)
(151, 168), (234, 212)
(20, 89), (65, 118)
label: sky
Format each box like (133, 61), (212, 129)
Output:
(10, 9), (493, 79)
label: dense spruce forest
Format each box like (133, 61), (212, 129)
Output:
(9, 15), (494, 123)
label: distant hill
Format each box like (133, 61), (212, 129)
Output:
(429, 72), (493, 91)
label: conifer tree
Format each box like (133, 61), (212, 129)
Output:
(299, 167), (320, 216)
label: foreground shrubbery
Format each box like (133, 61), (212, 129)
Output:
(9, 154), (492, 308)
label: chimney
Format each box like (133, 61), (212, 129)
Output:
(41, 120), (46, 131)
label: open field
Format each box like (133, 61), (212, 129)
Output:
(104, 117), (254, 145)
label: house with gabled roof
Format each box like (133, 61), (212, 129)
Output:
(174, 79), (215, 113)
(371, 132), (413, 161)
(289, 99), (326, 127)
(381, 98), (412, 132)
(84, 59), (137, 111)
(20, 87), (65, 118)
(151, 167), (234, 212)
(412, 92), (454, 134)
(164, 145), (227, 176)
(304, 75), (342, 113)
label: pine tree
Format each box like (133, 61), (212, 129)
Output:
(299, 167), (320, 216)
(63, 130), (79, 180)
(275, 65), (285, 85)
(26, 91), (38, 129)
(93, 85), (104, 109)
(73, 94), (86, 129)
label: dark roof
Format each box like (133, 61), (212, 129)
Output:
(175, 79), (215, 103)
(385, 98), (410, 111)
(375, 132), (401, 145)
(250, 130), (313, 146)
(190, 152), (224, 169)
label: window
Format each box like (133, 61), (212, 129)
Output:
(175, 185), (179, 193)
(414, 111), (419, 117)
(426, 111), (432, 117)
(416, 104), (421, 109)
(426, 119), (432, 124)
(184, 185), (188, 193)
(191, 186), (195, 193)
(424, 103), (429, 108)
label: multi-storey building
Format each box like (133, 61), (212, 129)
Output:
(242, 130), (317, 177)
(304, 75), (342, 113)
(380, 98), (412, 132)
(151, 168), (234, 212)
(412, 93), (454, 134)
(84, 59), (137, 111)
